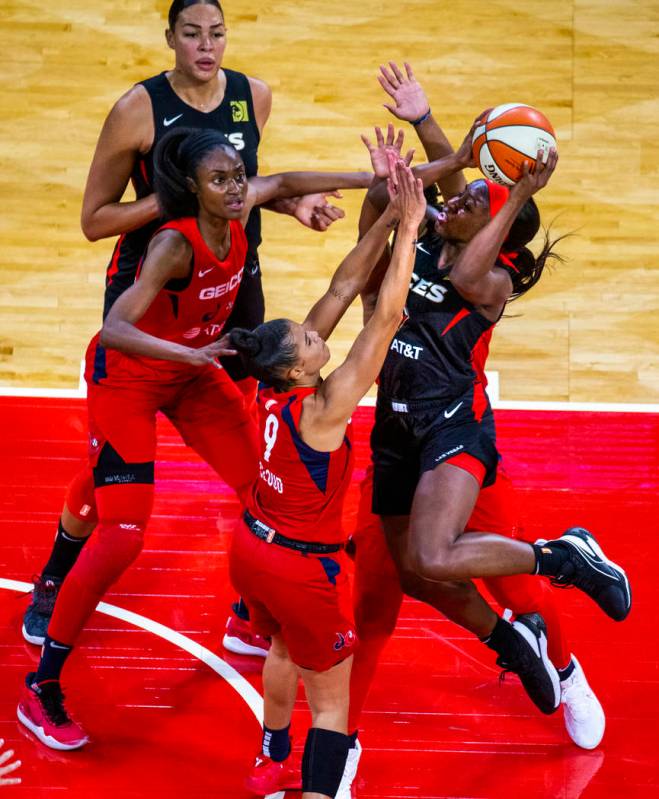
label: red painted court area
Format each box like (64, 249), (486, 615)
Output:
(0, 396), (657, 798)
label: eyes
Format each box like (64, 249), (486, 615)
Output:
(212, 171), (246, 189)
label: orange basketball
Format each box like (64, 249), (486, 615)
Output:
(471, 104), (557, 186)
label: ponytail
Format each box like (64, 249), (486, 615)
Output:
(153, 128), (239, 220)
(507, 226), (569, 300)
(229, 320), (298, 391)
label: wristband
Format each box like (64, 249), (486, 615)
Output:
(411, 108), (432, 127)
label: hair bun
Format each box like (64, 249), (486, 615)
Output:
(229, 328), (262, 357)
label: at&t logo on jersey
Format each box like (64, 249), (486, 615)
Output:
(199, 267), (244, 300)
(390, 338), (424, 360)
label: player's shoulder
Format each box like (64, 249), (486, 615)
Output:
(149, 226), (194, 260)
(109, 83), (152, 123)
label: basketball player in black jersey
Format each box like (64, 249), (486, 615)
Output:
(22, 0), (345, 651)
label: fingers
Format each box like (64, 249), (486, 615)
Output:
(0, 749), (14, 766)
(389, 61), (406, 84)
(0, 758), (21, 775)
(377, 73), (396, 98)
(385, 123), (395, 146)
(324, 190), (343, 200)
(404, 148), (415, 166)
(375, 126), (384, 148)
(404, 61), (415, 80)
(360, 133), (373, 152)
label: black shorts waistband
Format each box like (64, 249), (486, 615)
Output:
(243, 510), (343, 554)
(376, 394), (465, 413)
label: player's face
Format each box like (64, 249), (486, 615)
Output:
(194, 149), (248, 219)
(433, 182), (490, 242)
(289, 322), (330, 380)
(167, 4), (227, 82)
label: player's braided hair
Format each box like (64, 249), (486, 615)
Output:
(230, 320), (299, 391)
(153, 128), (239, 220)
(168, 0), (224, 30)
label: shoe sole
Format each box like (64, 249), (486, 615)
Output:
(22, 623), (46, 647)
(561, 530), (631, 619)
(222, 634), (269, 658)
(513, 619), (561, 713)
(16, 705), (88, 751)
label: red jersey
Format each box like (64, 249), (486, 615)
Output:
(87, 217), (247, 386)
(247, 385), (354, 545)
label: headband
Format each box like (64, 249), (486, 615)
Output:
(484, 179), (510, 219)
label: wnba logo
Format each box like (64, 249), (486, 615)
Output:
(230, 100), (249, 123)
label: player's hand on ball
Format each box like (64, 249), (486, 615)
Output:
(514, 148), (559, 197)
(361, 124), (413, 179)
(378, 61), (430, 123)
(456, 110), (493, 169)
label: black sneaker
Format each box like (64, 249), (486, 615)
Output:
(539, 527), (631, 621)
(496, 614), (560, 715)
(22, 576), (61, 645)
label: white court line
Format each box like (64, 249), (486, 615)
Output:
(0, 578), (285, 799)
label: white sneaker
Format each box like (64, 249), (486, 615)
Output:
(560, 656), (605, 749)
(335, 738), (362, 798)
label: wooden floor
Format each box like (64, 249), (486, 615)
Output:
(0, 0), (658, 401)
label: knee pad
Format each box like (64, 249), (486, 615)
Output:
(65, 467), (98, 524)
(302, 727), (350, 797)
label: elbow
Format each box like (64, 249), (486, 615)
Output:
(80, 213), (102, 242)
(99, 323), (118, 349)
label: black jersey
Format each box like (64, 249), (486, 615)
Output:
(103, 69), (261, 318)
(378, 231), (516, 408)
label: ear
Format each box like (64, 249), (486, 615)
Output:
(165, 28), (175, 51)
(286, 364), (304, 383)
(186, 176), (198, 195)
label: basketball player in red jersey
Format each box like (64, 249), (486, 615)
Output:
(16, 127), (373, 752)
(341, 65), (630, 780)
(22, 0), (343, 653)
(227, 156), (426, 799)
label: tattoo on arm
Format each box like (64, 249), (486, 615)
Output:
(329, 285), (351, 304)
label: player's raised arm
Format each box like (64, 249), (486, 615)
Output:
(300, 161), (426, 448)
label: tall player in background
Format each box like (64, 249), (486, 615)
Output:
(22, 0), (344, 652)
(228, 156), (426, 799)
(17, 127), (372, 752)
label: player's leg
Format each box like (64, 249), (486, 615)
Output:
(475, 470), (605, 748)
(299, 656), (353, 799)
(23, 468), (98, 645)
(18, 386), (158, 750)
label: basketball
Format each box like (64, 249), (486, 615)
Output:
(471, 104), (557, 186)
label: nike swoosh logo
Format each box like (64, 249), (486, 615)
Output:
(198, 267), (214, 278)
(444, 401), (463, 419)
(416, 242), (430, 255)
(49, 642), (70, 650)
(163, 114), (183, 127)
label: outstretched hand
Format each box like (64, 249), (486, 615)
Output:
(378, 61), (430, 123)
(361, 124), (414, 179)
(187, 334), (237, 368)
(387, 158), (426, 228)
(0, 739), (21, 786)
(514, 148), (559, 197)
(292, 192), (346, 232)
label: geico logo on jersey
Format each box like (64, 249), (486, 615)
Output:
(199, 267), (244, 300)
(409, 272), (448, 303)
(227, 132), (245, 150)
(390, 338), (424, 360)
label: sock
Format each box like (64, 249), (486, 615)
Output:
(348, 730), (359, 749)
(481, 616), (520, 657)
(35, 635), (73, 683)
(558, 657), (576, 681)
(233, 598), (250, 621)
(41, 520), (89, 581)
(262, 723), (291, 762)
(532, 542), (571, 577)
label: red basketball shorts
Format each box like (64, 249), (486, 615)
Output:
(229, 519), (357, 672)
